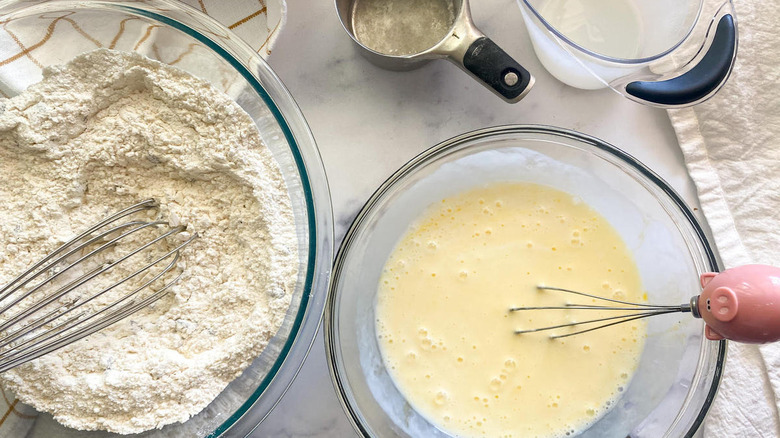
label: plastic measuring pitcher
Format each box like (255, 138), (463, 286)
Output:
(517, 0), (737, 108)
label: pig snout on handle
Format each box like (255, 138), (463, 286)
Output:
(692, 265), (780, 344)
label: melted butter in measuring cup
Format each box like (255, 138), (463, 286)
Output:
(352, 0), (457, 55)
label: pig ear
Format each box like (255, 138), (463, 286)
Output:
(700, 272), (718, 288)
(705, 325), (725, 341)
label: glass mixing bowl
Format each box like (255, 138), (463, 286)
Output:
(326, 125), (725, 437)
(0, 1), (333, 437)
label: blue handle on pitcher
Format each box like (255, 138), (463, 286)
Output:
(625, 14), (736, 106)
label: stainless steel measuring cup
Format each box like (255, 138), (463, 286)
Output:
(335, 0), (534, 103)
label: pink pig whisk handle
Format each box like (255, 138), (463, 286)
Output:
(693, 264), (780, 344)
(512, 264), (780, 344)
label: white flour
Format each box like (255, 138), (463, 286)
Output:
(0, 49), (297, 434)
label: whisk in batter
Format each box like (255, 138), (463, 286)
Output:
(512, 285), (691, 338)
(376, 182), (646, 438)
(512, 264), (780, 344)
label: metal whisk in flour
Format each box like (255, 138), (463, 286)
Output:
(0, 199), (199, 374)
(0, 49), (298, 434)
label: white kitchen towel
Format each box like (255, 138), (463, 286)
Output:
(0, 0), (285, 97)
(668, 0), (780, 436)
(179, 0), (287, 56)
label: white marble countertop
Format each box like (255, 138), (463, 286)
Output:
(254, 0), (711, 436)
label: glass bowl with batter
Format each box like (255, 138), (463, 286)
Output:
(326, 125), (725, 437)
(0, 1), (333, 437)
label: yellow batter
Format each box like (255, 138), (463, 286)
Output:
(376, 182), (646, 438)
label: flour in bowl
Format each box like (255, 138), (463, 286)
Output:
(0, 49), (298, 434)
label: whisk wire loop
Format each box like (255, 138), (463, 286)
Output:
(533, 286), (689, 309)
(0, 221), (173, 332)
(0, 254), (186, 373)
(0, 233), (195, 357)
(0, 200), (197, 373)
(0, 200), (158, 300)
(511, 285), (691, 339)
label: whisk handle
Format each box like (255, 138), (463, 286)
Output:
(696, 265), (780, 344)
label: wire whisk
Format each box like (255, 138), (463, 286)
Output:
(0, 199), (197, 372)
(510, 265), (780, 344)
(511, 286), (693, 339)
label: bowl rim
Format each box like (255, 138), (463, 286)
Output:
(325, 124), (725, 437)
(0, 1), (335, 436)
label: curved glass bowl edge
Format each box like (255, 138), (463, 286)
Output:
(325, 124), (725, 438)
(14, 1), (338, 436)
(138, 8), (336, 437)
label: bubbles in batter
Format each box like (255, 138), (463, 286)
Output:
(376, 182), (646, 438)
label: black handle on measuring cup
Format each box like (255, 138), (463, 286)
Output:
(625, 14), (737, 107)
(463, 37), (534, 103)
